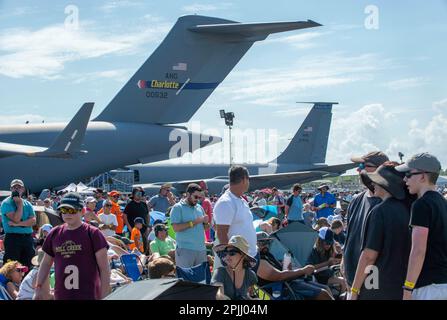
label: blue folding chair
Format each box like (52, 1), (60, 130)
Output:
(0, 285), (12, 300)
(176, 261), (211, 284)
(120, 254), (147, 281)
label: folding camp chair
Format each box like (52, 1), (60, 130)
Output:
(120, 254), (148, 281)
(258, 281), (301, 300)
(176, 261), (211, 284)
(252, 285), (272, 300)
(0, 285), (13, 300)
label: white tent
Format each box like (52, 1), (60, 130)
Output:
(60, 182), (97, 195)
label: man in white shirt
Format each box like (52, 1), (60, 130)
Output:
(213, 166), (258, 268)
(98, 200), (118, 237)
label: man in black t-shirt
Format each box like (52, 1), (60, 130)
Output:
(396, 152), (447, 300)
(342, 151), (389, 291)
(123, 187), (150, 253)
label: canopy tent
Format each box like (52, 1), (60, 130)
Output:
(271, 222), (318, 267)
(104, 278), (218, 300)
(59, 182), (97, 195)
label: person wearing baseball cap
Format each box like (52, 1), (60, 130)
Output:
(34, 192), (111, 300)
(396, 153), (447, 300)
(312, 184), (336, 220)
(349, 163), (412, 300)
(148, 183), (176, 214)
(93, 188), (106, 213)
(342, 151), (389, 292)
(97, 190), (124, 236)
(83, 196), (101, 224)
(306, 227), (346, 293)
(129, 217), (145, 253)
(1, 179), (36, 270)
(149, 223), (176, 259)
(255, 231), (334, 300)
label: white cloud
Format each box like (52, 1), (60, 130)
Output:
(264, 31), (330, 49)
(0, 21), (169, 79)
(99, 1), (143, 12)
(273, 108), (314, 118)
(182, 3), (233, 13)
(433, 98), (447, 112)
(0, 114), (61, 125)
(70, 68), (132, 84)
(325, 103), (447, 167)
(384, 77), (429, 90)
(216, 53), (386, 107)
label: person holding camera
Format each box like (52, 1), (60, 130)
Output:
(1, 179), (36, 270)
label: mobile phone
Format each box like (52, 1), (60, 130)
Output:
(11, 190), (20, 198)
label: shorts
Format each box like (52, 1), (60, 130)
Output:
(175, 247), (207, 268)
(413, 283), (447, 300)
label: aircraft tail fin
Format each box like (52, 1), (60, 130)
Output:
(274, 102), (337, 165)
(35, 103), (93, 158)
(94, 15), (321, 124)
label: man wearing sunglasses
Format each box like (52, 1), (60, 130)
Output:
(148, 183), (176, 214)
(1, 179), (36, 270)
(34, 192), (110, 300)
(396, 153), (447, 300)
(171, 183), (208, 268)
(342, 151), (389, 294)
(123, 187), (150, 251)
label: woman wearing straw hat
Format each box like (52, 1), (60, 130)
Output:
(348, 162), (413, 300)
(212, 235), (258, 300)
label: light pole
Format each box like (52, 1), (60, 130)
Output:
(220, 109), (235, 167)
(398, 152), (404, 164)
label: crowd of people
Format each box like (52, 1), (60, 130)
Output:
(0, 151), (446, 301)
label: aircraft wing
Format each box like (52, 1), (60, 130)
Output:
(245, 170), (331, 190)
(0, 102), (93, 159)
(316, 163), (358, 176)
(141, 170), (331, 194)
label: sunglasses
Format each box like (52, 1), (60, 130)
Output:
(16, 266), (28, 273)
(358, 163), (377, 170)
(59, 207), (79, 215)
(222, 249), (241, 257)
(405, 171), (427, 178)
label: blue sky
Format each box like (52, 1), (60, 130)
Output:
(1, 0), (447, 170)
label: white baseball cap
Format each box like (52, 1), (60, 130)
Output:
(85, 196), (97, 203)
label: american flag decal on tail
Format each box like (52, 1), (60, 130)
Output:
(304, 126), (313, 132)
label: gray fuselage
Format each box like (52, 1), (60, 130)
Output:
(0, 122), (213, 192)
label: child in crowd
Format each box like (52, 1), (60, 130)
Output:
(129, 217), (145, 254)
